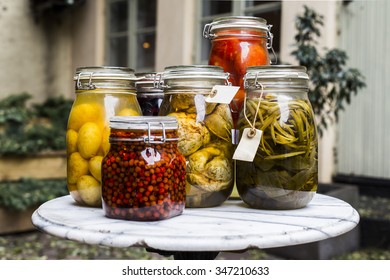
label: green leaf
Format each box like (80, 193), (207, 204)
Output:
(291, 6), (366, 134)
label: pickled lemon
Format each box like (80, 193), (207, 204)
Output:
(118, 107), (140, 116)
(89, 156), (103, 182)
(68, 102), (104, 131)
(67, 183), (78, 192)
(67, 152), (89, 184)
(77, 122), (102, 159)
(77, 175), (102, 206)
(66, 129), (78, 154)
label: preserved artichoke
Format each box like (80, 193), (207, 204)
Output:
(168, 112), (210, 156)
(204, 104), (233, 142)
(187, 141), (233, 192)
(162, 94), (234, 207)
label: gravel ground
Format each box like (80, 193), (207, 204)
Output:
(0, 230), (274, 260)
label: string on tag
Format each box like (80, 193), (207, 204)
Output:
(243, 82), (264, 138)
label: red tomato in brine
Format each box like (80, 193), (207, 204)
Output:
(208, 32), (269, 125)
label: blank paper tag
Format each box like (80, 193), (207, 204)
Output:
(233, 128), (262, 162)
(205, 85), (239, 104)
(141, 147), (161, 165)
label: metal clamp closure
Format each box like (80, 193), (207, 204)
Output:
(145, 122), (166, 144)
(153, 72), (164, 89)
(203, 23), (213, 39)
(267, 25), (277, 64)
(225, 72), (232, 86)
(76, 72), (96, 90)
(244, 72), (263, 89)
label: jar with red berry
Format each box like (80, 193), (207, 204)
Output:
(101, 116), (186, 221)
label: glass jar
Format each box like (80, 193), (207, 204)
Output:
(135, 72), (164, 116)
(101, 116), (186, 221)
(203, 16), (275, 126)
(158, 65), (234, 208)
(67, 66), (142, 207)
(236, 66), (318, 210)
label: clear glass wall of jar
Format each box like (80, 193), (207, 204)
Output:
(236, 66), (318, 210)
(101, 116), (186, 221)
(67, 67), (142, 207)
(203, 16), (274, 127)
(158, 65), (234, 208)
(135, 72), (164, 116)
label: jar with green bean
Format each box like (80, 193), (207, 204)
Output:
(236, 66), (318, 210)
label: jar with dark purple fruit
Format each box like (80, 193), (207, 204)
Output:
(135, 72), (164, 116)
(102, 116), (186, 221)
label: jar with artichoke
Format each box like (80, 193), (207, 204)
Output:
(236, 66), (318, 210)
(158, 65), (235, 208)
(67, 67), (142, 207)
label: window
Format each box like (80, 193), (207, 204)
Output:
(197, 0), (281, 64)
(106, 0), (157, 71)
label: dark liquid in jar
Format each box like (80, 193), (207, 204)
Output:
(137, 95), (163, 116)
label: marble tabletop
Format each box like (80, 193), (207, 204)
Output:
(32, 194), (359, 254)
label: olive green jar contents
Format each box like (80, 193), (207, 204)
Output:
(66, 67), (141, 207)
(236, 66), (318, 210)
(101, 116), (186, 221)
(158, 65), (234, 208)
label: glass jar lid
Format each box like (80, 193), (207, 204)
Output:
(203, 16), (269, 39)
(74, 66), (137, 90)
(109, 116), (179, 143)
(244, 65), (309, 90)
(109, 116), (178, 130)
(135, 72), (163, 94)
(160, 65), (230, 90)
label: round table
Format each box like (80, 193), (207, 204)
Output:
(31, 194), (359, 259)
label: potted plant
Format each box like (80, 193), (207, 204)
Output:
(291, 5), (366, 136)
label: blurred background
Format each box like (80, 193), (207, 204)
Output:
(0, 0), (389, 260)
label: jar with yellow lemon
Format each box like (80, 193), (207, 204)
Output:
(67, 67), (142, 207)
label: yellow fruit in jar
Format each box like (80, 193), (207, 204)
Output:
(67, 152), (89, 184)
(68, 102), (104, 132)
(118, 107), (140, 116)
(77, 175), (102, 206)
(89, 156), (103, 182)
(66, 129), (78, 154)
(68, 183), (78, 192)
(77, 122), (102, 159)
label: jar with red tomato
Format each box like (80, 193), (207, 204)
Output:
(203, 16), (275, 131)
